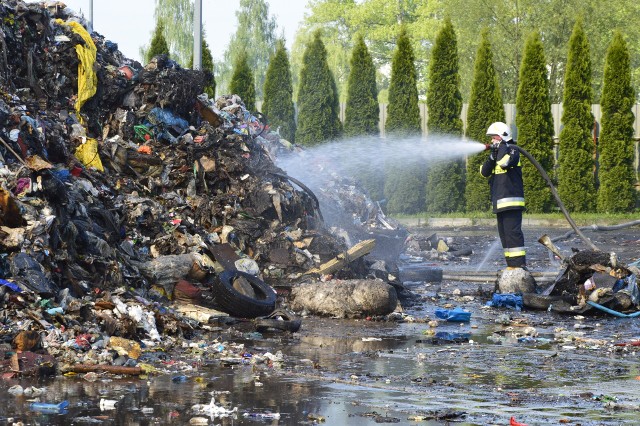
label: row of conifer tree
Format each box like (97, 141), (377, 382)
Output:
(220, 19), (637, 214)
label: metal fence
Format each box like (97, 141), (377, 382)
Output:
(342, 103), (640, 140)
(339, 103), (640, 182)
(259, 100), (639, 180)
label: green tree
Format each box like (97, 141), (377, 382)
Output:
(344, 35), (379, 137)
(218, 0), (278, 99)
(142, 0), (193, 66)
(515, 31), (555, 213)
(465, 30), (505, 212)
(597, 32), (636, 213)
(189, 35), (216, 99)
(425, 18), (464, 213)
(344, 34), (381, 200)
(385, 27), (420, 136)
(229, 52), (256, 111)
(293, 0), (640, 103)
(424, 0), (640, 102)
(557, 20), (595, 212)
(383, 27), (423, 214)
(295, 31), (342, 146)
(383, 171), (426, 214)
(291, 0), (433, 103)
(262, 40), (296, 142)
(146, 20), (170, 63)
(290, 0), (359, 103)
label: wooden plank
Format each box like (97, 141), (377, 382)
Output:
(305, 239), (375, 276)
(175, 302), (228, 323)
(62, 364), (143, 376)
(208, 243), (241, 271)
(196, 98), (223, 127)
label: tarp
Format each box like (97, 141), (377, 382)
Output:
(54, 19), (97, 121)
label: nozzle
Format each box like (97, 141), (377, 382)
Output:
(484, 144), (491, 151)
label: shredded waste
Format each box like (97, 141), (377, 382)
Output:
(0, 0), (402, 388)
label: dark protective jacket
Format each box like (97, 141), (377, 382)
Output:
(480, 140), (525, 213)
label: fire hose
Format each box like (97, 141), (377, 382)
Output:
(486, 143), (599, 251)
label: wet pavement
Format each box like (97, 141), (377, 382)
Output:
(1, 2), (637, 424)
(2, 224), (640, 425)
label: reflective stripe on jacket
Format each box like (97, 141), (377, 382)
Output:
(480, 141), (525, 213)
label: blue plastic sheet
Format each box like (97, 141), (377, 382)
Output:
(434, 307), (471, 322)
(146, 107), (189, 143)
(486, 293), (524, 311)
(0, 278), (21, 292)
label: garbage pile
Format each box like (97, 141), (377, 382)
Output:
(275, 147), (409, 265)
(485, 233), (640, 315)
(0, 0), (378, 377)
(531, 247), (640, 316)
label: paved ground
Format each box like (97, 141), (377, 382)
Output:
(2, 222), (639, 425)
(404, 221), (640, 274)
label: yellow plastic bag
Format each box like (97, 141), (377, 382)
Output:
(55, 19), (97, 119)
(75, 138), (104, 172)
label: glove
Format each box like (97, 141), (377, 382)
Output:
(489, 142), (499, 160)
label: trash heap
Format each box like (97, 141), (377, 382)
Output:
(403, 232), (473, 263)
(0, 0), (376, 377)
(533, 249), (640, 315)
(275, 149), (409, 265)
(315, 171), (408, 264)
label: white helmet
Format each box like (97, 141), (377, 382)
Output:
(486, 122), (512, 141)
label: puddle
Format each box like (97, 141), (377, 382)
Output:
(3, 290), (640, 425)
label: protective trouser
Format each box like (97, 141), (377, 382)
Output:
(496, 209), (526, 267)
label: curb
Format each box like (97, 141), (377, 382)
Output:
(394, 217), (583, 228)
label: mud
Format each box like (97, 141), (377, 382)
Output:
(1, 224), (640, 425)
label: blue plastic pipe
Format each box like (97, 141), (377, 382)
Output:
(586, 301), (640, 318)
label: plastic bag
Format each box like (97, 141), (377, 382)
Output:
(146, 107), (188, 143)
(55, 19), (97, 120)
(486, 293), (524, 311)
(75, 138), (104, 171)
(612, 274), (639, 306)
(434, 307), (471, 322)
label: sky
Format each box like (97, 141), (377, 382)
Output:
(37, 0), (310, 63)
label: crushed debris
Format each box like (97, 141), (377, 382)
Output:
(0, 0), (398, 380)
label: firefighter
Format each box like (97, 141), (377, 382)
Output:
(481, 122), (527, 269)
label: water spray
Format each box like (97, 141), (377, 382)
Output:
(484, 143), (599, 251)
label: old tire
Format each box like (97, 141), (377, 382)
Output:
(213, 270), (276, 318)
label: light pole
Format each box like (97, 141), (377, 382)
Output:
(193, 0), (202, 70)
(86, 0), (93, 32)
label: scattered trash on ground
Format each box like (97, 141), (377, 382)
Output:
(1, 3), (640, 425)
(0, 0), (406, 388)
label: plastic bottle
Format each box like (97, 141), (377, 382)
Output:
(29, 400), (69, 413)
(99, 399), (118, 410)
(243, 412), (281, 420)
(46, 307), (64, 315)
